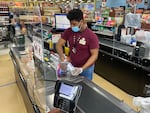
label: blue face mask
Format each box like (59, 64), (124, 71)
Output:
(72, 26), (80, 32)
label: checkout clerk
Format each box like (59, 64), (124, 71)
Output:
(56, 9), (99, 80)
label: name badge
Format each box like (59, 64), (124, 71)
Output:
(79, 38), (86, 45)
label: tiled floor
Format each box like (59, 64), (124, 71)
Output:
(0, 54), (15, 86)
(0, 45), (9, 55)
(0, 83), (27, 113)
(0, 49), (138, 113)
(0, 52), (27, 113)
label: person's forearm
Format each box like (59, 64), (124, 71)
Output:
(56, 44), (64, 61)
(56, 38), (66, 61)
(82, 54), (98, 70)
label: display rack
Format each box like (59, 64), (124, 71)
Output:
(0, 3), (9, 24)
(80, 2), (95, 22)
(92, 24), (115, 36)
(0, 2), (10, 47)
(91, 7), (116, 37)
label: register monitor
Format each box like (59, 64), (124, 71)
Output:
(55, 14), (70, 31)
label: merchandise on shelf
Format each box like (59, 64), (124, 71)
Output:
(109, 7), (125, 17)
(91, 7), (117, 36)
(0, 2), (9, 25)
(142, 13), (150, 23)
(0, 2), (10, 44)
(9, 1), (59, 25)
(80, 3), (95, 21)
(102, 7), (109, 15)
(140, 12), (150, 33)
(136, 9), (144, 14)
(42, 1), (60, 17)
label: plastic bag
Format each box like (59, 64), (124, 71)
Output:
(144, 31), (150, 48)
(125, 13), (141, 28)
(135, 30), (146, 43)
(133, 97), (150, 113)
(67, 63), (83, 76)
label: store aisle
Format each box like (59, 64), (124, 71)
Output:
(0, 54), (15, 86)
(0, 43), (12, 55)
(0, 52), (27, 113)
(0, 83), (27, 113)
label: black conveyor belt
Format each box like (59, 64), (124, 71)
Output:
(78, 82), (136, 113)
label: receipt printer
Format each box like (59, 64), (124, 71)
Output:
(53, 80), (82, 113)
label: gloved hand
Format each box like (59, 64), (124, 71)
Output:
(67, 63), (83, 76)
(71, 67), (83, 76)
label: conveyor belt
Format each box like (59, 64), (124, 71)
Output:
(78, 82), (136, 113)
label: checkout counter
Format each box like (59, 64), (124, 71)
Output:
(94, 37), (150, 96)
(10, 46), (137, 113)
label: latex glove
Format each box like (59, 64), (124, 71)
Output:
(71, 67), (83, 76)
(67, 63), (74, 71)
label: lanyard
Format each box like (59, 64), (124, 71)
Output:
(73, 35), (81, 48)
(72, 34), (81, 54)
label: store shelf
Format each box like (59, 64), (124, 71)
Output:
(0, 19), (9, 22)
(0, 4), (9, 27)
(94, 24), (114, 28)
(93, 31), (114, 36)
(0, 16), (9, 18)
(24, 22), (39, 24)
(0, 7), (8, 8)
(0, 12), (9, 13)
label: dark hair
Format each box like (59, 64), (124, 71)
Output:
(67, 9), (83, 22)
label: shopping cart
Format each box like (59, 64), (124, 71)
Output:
(0, 25), (10, 48)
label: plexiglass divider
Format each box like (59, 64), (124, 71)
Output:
(12, 3), (85, 112)
(30, 6), (49, 113)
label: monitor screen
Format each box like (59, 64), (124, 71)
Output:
(59, 82), (78, 100)
(55, 14), (70, 30)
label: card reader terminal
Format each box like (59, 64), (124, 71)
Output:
(54, 80), (82, 113)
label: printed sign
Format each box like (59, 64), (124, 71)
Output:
(33, 36), (44, 61)
(52, 34), (61, 43)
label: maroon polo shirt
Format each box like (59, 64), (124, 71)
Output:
(61, 27), (99, 67)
